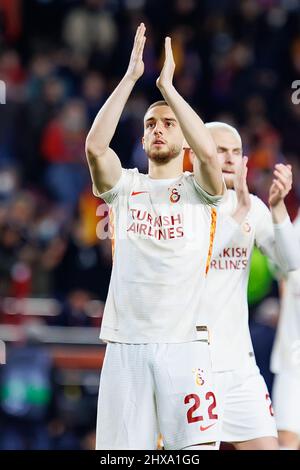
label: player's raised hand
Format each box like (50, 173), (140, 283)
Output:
(234, 156), (251, 208)
(156, 37), (175, 91)
(269, 163), (293, 207)
(232, 156), (251, 223)
(125, 23), (146, 82)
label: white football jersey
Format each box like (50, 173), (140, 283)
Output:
(271, 214), (300, 375)
(94, 168), (221, 343)
(200, 189), (295, 371)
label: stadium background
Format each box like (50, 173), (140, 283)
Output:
(0, 0), (299, 450)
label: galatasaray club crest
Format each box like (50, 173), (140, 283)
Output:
(243, 222), (251, 233)
(193, 368), (205, 386)
(169, 187), (181, 203)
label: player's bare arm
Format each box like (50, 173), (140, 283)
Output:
(156, 37), (223, 196)
(269, 164), (293, 224)
(231, 156), (251, 223)
(85, 23), (146, 193)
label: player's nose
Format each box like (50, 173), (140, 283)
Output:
(153, 120), (164, 134)
(154, 126), (163, 136)
(224, 152), (235, 164)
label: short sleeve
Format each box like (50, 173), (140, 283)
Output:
(92, 168), (137, 205)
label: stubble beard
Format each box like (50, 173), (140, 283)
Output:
(147, 144), (182, 165)
(223, 173), (235, 189)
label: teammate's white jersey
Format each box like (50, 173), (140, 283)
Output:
(200, 189), (298, 371)
(271, 214), (300, 375)
(94, 168), (222, 343)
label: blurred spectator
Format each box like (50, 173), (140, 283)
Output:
(0, 223), (25, 297)
(0, 49), (25, 102)
(52, 290), (94, 328)
(0, 167), (19, 200)
(82, 72), (107, 123)
(41, 100), (89, 209)
(62, 0), (118, 69)
(0, 0), (22, 44)
(53, 218), (111, 301)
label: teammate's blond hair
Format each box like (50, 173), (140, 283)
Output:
(205, 122), (242, 142)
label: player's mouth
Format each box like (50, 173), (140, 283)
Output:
(222, 170), (235, 175)
(153, 139), (166, 146)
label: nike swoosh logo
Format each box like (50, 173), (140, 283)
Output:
(131, 191), (149, 196)
(200, 423), (217, 432)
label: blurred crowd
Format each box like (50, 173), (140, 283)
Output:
(0, 0), (300, 449)
(0, 0), (300, 305)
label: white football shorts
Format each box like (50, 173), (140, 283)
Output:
(96, 339), (220, 450)
(214, 360), (277, 443)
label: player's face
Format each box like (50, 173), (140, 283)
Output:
(209, 128), (243, 188)
(142, 106), (184, 164)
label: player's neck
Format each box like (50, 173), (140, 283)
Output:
(227, 182), (234, 190)
(148, 158), (183, 180)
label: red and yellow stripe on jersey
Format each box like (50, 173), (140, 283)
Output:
(205, 207), (217, 276)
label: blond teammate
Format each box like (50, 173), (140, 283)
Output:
(271, 212), (300, 450)
(85, 24), (226, 450)
(194, 122), (300, 450)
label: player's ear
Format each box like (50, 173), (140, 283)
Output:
(141, 136), (145, 149)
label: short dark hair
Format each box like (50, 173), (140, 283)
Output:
(144, 100), (169, 116)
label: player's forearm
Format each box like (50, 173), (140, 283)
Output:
(159, 84), (217, 160)
(86, 74), (136, 157)
(270, 200), (289, 224)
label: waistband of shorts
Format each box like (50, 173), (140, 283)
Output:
(196, 325), (210, 344)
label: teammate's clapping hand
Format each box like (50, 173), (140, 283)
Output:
(156, 37), (175, 91)
(232, 156), (251, 223)
(234, 156), (251, 208)
(269, 164), (293, 207)
(125, 23), (146, 82)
